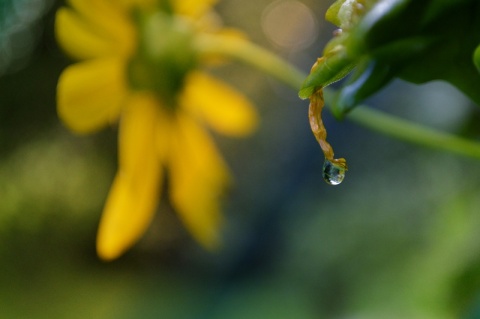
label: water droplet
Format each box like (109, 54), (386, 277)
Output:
(323, 159), (346, 185)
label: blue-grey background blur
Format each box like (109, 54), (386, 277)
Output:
(2, 0), (480, 318)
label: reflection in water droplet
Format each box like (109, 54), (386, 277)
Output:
(323, 159), (346, 185)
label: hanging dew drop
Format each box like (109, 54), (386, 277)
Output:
(323, 159), (346, 185)
(307, 88), (348, 186)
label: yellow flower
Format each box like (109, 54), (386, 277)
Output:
(55, 0), (258, 260)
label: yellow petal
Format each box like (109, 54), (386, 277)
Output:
(174, 111), (230, 192)
(66, 0), (135, 57)
(181, 71), (258, 136)
(118, 93), (166, 176)
(168, 112), (229, 250)
(96, 169), (161, 261)
(55, 8), (115, 60)
(97, 93), (164, 260)
(172, 0), (217, 18)
(57, 58), (127, 134)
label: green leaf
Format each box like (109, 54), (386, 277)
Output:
(300, 0), (480, 108)
(335, 59), (394, 117)
(298, 49), (355, 99)
(324, 0), (345, 27)
(474, 44), (480, 72)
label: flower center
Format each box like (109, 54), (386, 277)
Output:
(128, 7), (198, 107)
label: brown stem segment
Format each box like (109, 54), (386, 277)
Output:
(308, 88), (347, 168)
(308, 89), (334, 160)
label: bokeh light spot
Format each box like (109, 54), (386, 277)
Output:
(261, 0), (318, 51)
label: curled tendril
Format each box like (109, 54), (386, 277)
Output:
(308, 88), (347, 162)
(307, 70), (347, 185)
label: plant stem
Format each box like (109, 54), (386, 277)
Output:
(339, 101), (480, 159)
(197, 34), (480, 160)
(195, 34), (305, 90)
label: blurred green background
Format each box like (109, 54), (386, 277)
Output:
(2, 0), (480, 318)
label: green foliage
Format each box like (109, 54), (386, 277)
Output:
(300, 0), (480, 117)
(474, 44), (480, 72)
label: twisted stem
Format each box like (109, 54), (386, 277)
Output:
(196, 34), (480, 161)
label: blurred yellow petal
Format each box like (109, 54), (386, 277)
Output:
(181, 72), (258, 136)
(57, 58), (127, 134)
(97, 93), (164, 260)
(172, 0), (217, 18)
(96, 168), (161, 261)
(56, 8), (115, 60)
(173, 111), (230, 188)
(118, 93), (167, 175)
(169, 112), (229, 249)
(66, 0), (135, 56)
